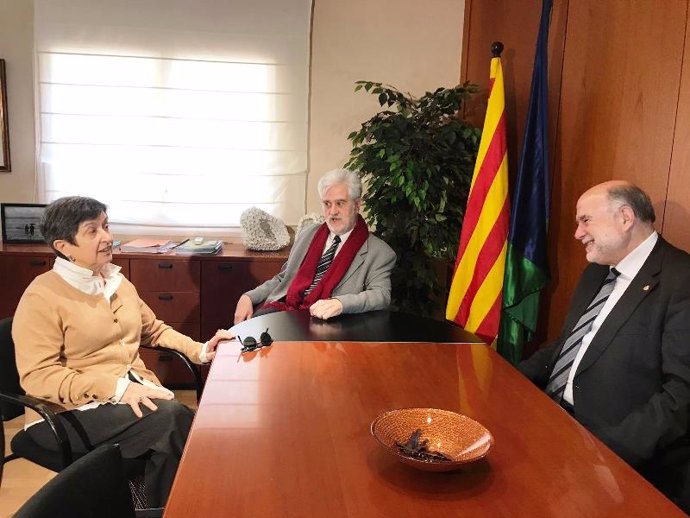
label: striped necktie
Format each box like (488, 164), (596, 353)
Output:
(545, 268), (620, 403)
(304, 235), (341, 296)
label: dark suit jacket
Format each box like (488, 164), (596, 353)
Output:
(520, 237), (690, 470)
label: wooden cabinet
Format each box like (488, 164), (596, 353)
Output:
(200, 258), (284, 338)
(131, 257), (202, 386)
(131, 259), (201, 292)
(132, 258), (201, 338)
(0, 253), (53, 318)
(0, 242), (288, 387)
(111, 256), (129, 278)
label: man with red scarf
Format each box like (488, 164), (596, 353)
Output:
(234, 169), (396, 322)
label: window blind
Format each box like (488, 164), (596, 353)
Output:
(34, 0), (312, 233)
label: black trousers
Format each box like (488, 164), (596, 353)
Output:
(27, 399), (194, 507)
(639, 439), (690, 514)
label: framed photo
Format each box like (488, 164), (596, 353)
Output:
(0, 59), (10, 172)
(1, 203), (47, 243)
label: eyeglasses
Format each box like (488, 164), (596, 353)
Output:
(238, 328), (273, 353)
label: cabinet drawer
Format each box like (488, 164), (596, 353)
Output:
(140, 291), (200, 323)
(139, 347), (200, 388)
(139, 321), (201, 387)
(130, 259), (200, 292)
(165, 321), (201, 341)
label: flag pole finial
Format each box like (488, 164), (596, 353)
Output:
(491, 41), (504, 58)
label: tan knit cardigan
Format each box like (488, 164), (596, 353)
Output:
(12, 271), (203, 425)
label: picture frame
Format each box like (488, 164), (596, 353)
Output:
(0, 59), (10, 172)
(1, 203), (47, 243)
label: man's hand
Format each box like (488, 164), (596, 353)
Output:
(121, 383), (173, 418)
(309, 298), (343, 320)
(204, 329), (235, 361)
(234, 294), (254, 324)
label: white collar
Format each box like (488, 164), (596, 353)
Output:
(53, 257), (123, 299)
(614, 231), (658, 280)
(330, 227), (353, 246)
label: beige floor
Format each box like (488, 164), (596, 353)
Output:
(0, 390), (198, 518)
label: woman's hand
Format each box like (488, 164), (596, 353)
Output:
(121, 383), (173, 418)
(204, 329), (235, 361)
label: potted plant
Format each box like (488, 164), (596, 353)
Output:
(346, 81), (480, 317)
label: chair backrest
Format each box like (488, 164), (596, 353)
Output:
(0, 316), (25, 421)
(13, 444), (136, 518)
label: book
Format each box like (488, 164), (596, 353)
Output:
(120, 238), (177, 254)
(173, 239), (223, 255)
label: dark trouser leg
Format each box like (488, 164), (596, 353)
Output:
(640, 440), (690, 515)
(27, 399), (194, 507)
(141, 400), (194, 506)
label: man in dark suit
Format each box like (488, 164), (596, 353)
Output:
(234, 168), (396, 323)
(520, 180), (690, 511)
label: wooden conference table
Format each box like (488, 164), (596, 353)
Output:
(164, 327), (683, 517)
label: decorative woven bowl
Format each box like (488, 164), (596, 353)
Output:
(370, 408), (493, 472)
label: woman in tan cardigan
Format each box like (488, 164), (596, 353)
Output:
(12, 196), (233, 508)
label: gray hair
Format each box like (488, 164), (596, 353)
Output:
(317, 169), (362, 200)
(41, 196), (108, 256)
(607, 184), (656, 224)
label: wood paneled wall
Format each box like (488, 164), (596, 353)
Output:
(666, 14), (690, 251)
(462, 0), (690, 351)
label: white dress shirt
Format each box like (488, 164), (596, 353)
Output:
(563, 231), (659, 404)
(53, 256), (123, 299)
(321, 227), (353, 257)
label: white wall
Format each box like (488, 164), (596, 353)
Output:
(0, 0), (465, 214)
(308, 0), (465, 211)
(0, 0), (36, 202)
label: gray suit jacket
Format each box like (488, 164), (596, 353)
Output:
(244, 224), (396, 313)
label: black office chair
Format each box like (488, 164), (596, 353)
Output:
(13, 444), (136, 518)
(0, 316), (200, 513)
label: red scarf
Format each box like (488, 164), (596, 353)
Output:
(261, 215), (369, 312)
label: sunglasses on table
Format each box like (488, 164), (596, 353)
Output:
(238, 328), (273, 353)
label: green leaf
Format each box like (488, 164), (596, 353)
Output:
(345, 79), (479, 316)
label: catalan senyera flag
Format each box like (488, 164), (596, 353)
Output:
(446, 48), (510, 342)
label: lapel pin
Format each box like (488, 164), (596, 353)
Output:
(643, 285), (650, 291)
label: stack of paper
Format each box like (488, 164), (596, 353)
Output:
(120, 238), (177, 253)
(174, 240), (224, 255)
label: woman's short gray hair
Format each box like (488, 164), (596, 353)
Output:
(41, 196), (108, 255)
(317, 169), (362, 200)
